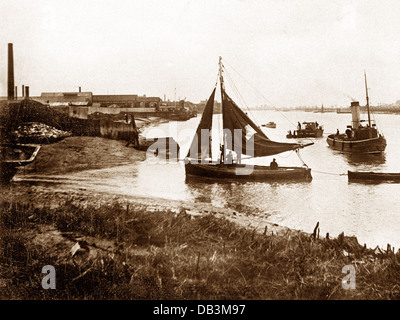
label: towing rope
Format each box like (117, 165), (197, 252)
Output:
(295, 150), (348, 176)
(295, 149), (309, 168)
(312, 169), (348, 176)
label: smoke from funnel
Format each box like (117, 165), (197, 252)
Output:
(343, 93), (357, 102)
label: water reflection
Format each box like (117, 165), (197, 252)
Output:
(344, 152), (386, 166)
(184, 174), (314, 218)
(185, 173), (312, 185)
(348, 179), (400, 185)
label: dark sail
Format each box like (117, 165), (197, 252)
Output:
(186, 87), (216, 160)
(222, 89), (302, 157)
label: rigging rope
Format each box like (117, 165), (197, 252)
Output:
(295, 150), (347, 175)
(223, 67), (259, 126)
(312, 169), (348, 176)
(370, 105), (385, 137)
(363, 82), (385, 136)
(295, 149), (308, 168)
(277, 150), (295, 159)
(222, 58), (297, 128)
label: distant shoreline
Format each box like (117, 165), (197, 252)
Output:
(248, 108), (400, 114)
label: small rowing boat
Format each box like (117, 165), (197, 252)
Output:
(348, 170), (400, 183)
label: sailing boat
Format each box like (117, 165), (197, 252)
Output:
(184, 57), (313, 181)
(326, 72), (386, 153)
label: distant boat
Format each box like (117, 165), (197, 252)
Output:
(327, 73), (386, 154)
(184, 57), (313, 181)
(348, 170), (400, 183)
(313, 104), (325, 113)
(137, 136), (180, 159)
(286, 121), (324, 138)
(336, 108), (352, 114)
(125, 115), (180, 158)
(1, 143), (41, 183)
(261, 121), (276, 128)
(167, 111), (192, 121)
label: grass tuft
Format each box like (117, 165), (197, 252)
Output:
(0, 199), (399, 299)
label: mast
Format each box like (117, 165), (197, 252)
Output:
(364, 71), (371, 127)
(218, 56), (225, 163)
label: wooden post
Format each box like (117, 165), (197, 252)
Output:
(312, 222), (319, 240)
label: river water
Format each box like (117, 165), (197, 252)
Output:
(138, 110), (400, 250)
(11, 110), (400, 250)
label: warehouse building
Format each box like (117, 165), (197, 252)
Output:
(37, 91), (93, 106)
(92, 94), (161, 109)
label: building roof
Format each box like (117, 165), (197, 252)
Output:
(41, 92), (92, 98)
(39, 92), (93, 104)
(93, 95), (161, 103)
(93, 95), (138, 102)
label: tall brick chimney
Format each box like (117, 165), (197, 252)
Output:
(25, 86), (29, 99)
(7, 43), (14, 100)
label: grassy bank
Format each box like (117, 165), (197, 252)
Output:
(1, 200), (400, 300)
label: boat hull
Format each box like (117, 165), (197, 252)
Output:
(262, 122), (276, 128)
(0, 163), (18, 184)
(348, 170), (400, 183)
(185, 162), (312, 181)
(133, 137), (180, 159)
(1, 144), (41, 184)
(326, 134), (386, 153)
(287, 129), (323, 139)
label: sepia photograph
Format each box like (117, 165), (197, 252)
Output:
(1, 0), (400, 312)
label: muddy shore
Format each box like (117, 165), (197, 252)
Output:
(2, 133), (290, 237)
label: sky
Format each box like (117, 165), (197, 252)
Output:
(1, 0), (400, 108)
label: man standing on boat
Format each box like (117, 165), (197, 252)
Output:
(236, 151), (242, 164)
(226, 150), (234, 165)
(270, 158), (278, 170)
(220, 145), (225, 164)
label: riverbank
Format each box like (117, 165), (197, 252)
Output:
(1, 196), (400, 300)
(1, 135), (400, 299)
(9, 116), (166, 176)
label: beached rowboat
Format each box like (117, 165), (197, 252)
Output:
(1, 143), (41, 183)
